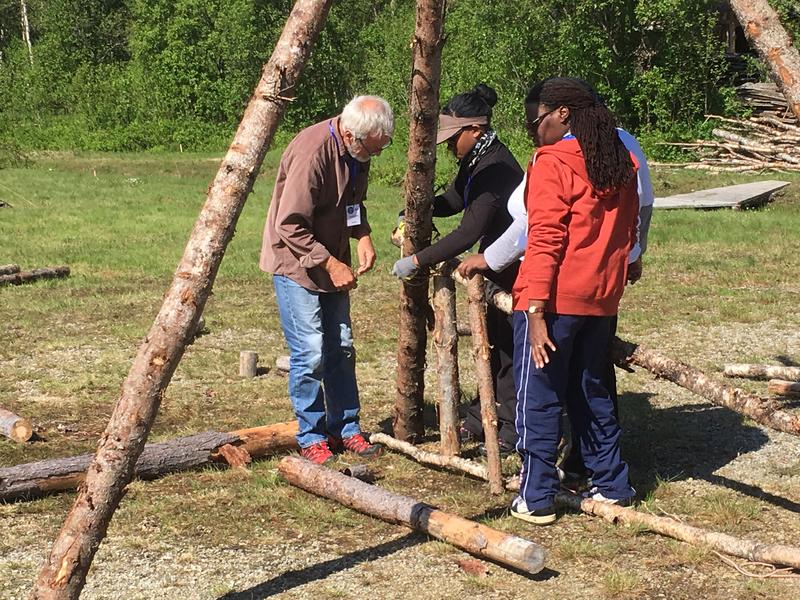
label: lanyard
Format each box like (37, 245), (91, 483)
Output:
(329, 120), (359, 201)
(463, 174), (474, 210)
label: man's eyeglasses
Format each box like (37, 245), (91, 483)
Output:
(524, 109), (556, 131)
(356, 136), (393, 157)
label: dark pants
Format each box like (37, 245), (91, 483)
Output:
(462, 304), (518, 446)
(513, 311), (634, 509)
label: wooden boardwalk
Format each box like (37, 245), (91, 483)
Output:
(654, 180), (790, 210)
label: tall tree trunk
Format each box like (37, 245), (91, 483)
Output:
(393, 0), (445, 442)
(30, 2), (333, 598)
(730, 0), (800, 121)
(19, 0), (32, 65)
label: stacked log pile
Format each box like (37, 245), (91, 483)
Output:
(736, 82), (793, 120)
(658, 115), (800, 173)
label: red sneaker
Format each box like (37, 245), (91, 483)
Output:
(300, 441), (334, 465)
(340, 433), (382, 459)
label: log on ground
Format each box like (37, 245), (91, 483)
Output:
(375, 432), (800, 570)
(278, 455), (545, 574)
(0, 266), (69, 286)
(769, 379), (800, 398)
(724, 364), (800, 381)
(0, 264), (20, 276)
(0, 407), (33, 443)
(613, 338), (800, 437)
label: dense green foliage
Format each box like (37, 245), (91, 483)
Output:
(0, 0), (796, 153)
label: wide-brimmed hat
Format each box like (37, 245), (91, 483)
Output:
(436, 114), (488, 144)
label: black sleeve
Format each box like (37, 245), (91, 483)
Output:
(415, 167), (506, 267)
(432, 180), (464, 217)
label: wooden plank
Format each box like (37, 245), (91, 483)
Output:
(654, 180), (790, 210)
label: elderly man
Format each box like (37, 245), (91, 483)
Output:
(260, 95), (394, 465)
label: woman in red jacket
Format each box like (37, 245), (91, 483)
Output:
(511, 77), (639, 525)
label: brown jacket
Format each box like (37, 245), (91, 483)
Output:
(259, 117), (371, 292)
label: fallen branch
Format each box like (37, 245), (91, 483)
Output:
(768, 380), (800, 399)
(724, 364), (800, 381)
(374, 432), (800, 570)
(278, 455), (546, 574)
(0, 266), (69, 286)
(0, 264), (20, 276)
(0, 407), (33, 443)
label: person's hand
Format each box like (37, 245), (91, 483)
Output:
(457, 254), (489, 278)
(527, 314), (556, 369)
(356, 235), (376, 275)
(627, 256), (643, 285)
(392, 255), (418, 280)
(324, 256), (357, 291)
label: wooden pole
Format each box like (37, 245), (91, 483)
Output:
(0, 264), (20, 275)
(0, 407), (33, 443)
(729, 0), (800, 121)
(278, 456), (546, 574)
(0, 266), (69, 286)
(466, 274), (503, 495)
(31, 2), (333, 597)
(239, 350), (259, 378)
(432, 269), (460, 456)
(0, 422), (298, 502)
(768, 379), (800, 398)
(724, 364), (800, 381)
(613, 338), (800, 437)
(393, 0), (445, 442)
(376, 432), (800, 570)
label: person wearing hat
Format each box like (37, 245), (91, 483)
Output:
(391, 84), (523, 454)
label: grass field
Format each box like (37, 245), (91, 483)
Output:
(1, 150), (799, 599)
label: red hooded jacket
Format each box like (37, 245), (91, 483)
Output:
(512, 137), (639, 316)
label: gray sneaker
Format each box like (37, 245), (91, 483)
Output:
(584, 486), (636, 507)
(510, 496), (557, 525)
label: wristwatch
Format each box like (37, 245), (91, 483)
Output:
(527, 305), (544, 315)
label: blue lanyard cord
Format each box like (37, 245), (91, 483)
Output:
(328, 120), (359, 201)
(463, 174), (473, 210)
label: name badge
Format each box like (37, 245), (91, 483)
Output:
(346, 204), (361, 227)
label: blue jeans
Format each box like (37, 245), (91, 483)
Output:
(513, 311), (634, 509)
(273, 275), (361, 448)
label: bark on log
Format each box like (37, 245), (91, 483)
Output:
(239, 350), (259, 378)
(1, 422), (298, 502)
(31, 3), (333, 597)
(0, 432), (238, 501)
(613, 338), (800, 437)
(466, 275), (503, 495)
(0, 266), (69, 286)
(278, 456), (545, 574)
(724, 364), (800, 381)
(451, 265), (512, 315)
(768, 379), (800, 398)
(393, 0), (445, 443)
(432, 272), (460, 456)
(376, 432), (800, 569)
(456, 323), (472, 337)
(0, 264), (20, 275)
(730, 0), (800, 121)
(0, 407), (33, 443)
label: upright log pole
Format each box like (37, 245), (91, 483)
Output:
(432, 269), (460, 456)
(393, 0), (445, 442)
(278, 456), (546, 574)
(730, 0), (800, 121)
(466, 275), (503, 495)
(31, 2), (333, 597)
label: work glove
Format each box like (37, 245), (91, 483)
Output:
(392, 256), (418, 279)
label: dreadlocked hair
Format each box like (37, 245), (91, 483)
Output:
(526, 77), (634, 191)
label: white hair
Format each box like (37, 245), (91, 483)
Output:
(340, 95), (394, 139)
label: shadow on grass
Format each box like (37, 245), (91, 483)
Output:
(218, 505), (558, 599)
(619, 392), (800, 512)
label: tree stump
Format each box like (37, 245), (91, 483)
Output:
(239, 351), (259, 378)
(0, 408), (33, 443)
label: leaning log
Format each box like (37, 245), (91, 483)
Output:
(32, 2), (332, 597)
(724, 364), (800, 381)
(0, 266), (69, 286)
(0, 264), (20, 275)
(394, 0), (446, 442)
(376, 432), (800, 570)
(0, 422), (298, 502)
(613, 338), (800, 437)
(432, 270), (460, 456)
(0, 407), (33, 443)
(729, 0), (800, 121)
(769, 379), (800, 398)
(278, 455), (545, 574)
(466, 274), (503, 494)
